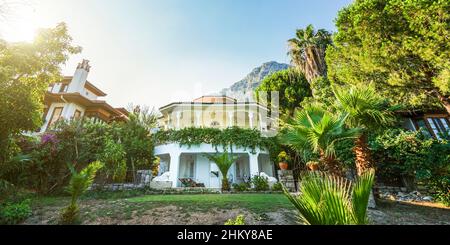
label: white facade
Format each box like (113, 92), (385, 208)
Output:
(154, 143), (274, 188)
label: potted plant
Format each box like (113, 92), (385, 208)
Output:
(306, 161), (320, 171)
(277, 151), (290, 170)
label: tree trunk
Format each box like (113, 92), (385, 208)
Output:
(320, 150), (344, 177)
(353, 134), (377, 208)
(131, 158), (136, 184)
(434, 90), (450, 115)
(353, 134), (373, 176)
(222, 177), (230, 192)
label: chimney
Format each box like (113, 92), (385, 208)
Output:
(67, 59), (91, 94)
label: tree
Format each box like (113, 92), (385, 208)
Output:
(288, 24), (332, 83)
(255, 69), (312, 118)
(334, 84), (397, 176)
(327, 0), (450, 113)
(204, 150), (239, 191)
(120, 105), (158, 182)
(60, 161), (103, 225)
(279, 105), (360, 177)
(284, 169), (375, 225)
(0, 22), (81, 164)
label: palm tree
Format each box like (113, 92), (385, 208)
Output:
(334, 84), (397, 176)
(204, 150), (239, 191)
(60, 161), (104, 224)
(279, 105), (360, 177)
(288, 24), (332, 83)
(284, 169), (375, 225)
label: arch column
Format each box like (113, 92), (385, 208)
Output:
(169, 151), (181, 188)
(249, 152), (260, 177)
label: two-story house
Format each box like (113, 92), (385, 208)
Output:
(40, 60), (128, 133)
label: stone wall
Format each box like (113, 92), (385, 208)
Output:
(278, 170), (296, 192)
(374, 184), (434, 202)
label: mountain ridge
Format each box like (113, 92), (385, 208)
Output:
(219, 61), (290, 101)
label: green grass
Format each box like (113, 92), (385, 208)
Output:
(127, 194), (293, 213)
(27, 193), (294, 224)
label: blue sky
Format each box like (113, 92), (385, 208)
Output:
(0, 0), (353, 109)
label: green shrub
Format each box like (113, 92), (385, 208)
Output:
(100, 139), (127, 183)
(252, 175), (269, 191)
(372, 129), (450, 205)
(272, 182), (283, 192)
(232, 183), (250, 192)
(224, 215), (245, 225)
(0, 199), (32, 225)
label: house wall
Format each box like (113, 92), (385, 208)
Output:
(81, 88), (99, 100)
(154, 143), (270, 188)
(161, 104), (270, 131)
(40, 102), (86, 133)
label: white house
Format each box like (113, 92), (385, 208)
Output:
(40, 59), (128, 133)
(154, 95), (278, 189)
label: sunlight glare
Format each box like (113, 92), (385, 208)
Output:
(0, 1), (39, 42)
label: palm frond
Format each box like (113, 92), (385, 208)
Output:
(284, 170), (375, 225)
(334, 83), (398, 130)
(351, 169), (375, 224)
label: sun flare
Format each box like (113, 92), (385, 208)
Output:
(0, 1), (39, 42)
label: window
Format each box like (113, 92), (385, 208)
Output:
(49, 107), (64, 127)
(59, 84), (68, 93)
(180, 158), (195, 178)
(426, 117), (450, 139)
(47, 84), (54, 92)
(414, 117), (450, 139)
(211, 121), (220, 128)
(415, 119), (432, 138)
(73, 110), (82, 119)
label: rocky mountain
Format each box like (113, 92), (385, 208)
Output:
(219, 61), (290, 101)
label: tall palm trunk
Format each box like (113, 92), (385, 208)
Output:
(222, 177), (230, 192)
(320, 150), (344, 177)
(354, 134), (373, 176)
(353, 133), (377, 208)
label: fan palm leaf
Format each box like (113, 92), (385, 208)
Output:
(288, 24), (332, 83)
(279, 105), (360, 176)
(284, 169), (375, 225)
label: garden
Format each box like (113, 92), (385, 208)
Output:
(1, 0), (450, 226)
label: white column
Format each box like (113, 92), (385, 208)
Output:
(176, 112), (181, 129)
(169, 152), (181, 188)
(228, 111), (234, 128)
(249, 153), (259, 178)
(196, 111), (202, 128)
(249, 112), (254, 129)
(259, 113), (263, 131)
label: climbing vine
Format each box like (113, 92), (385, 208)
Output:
(154, 127), (280, 160)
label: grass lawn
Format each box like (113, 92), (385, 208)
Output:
(25, 192), (450, 225)
(127, 194), (292, 213)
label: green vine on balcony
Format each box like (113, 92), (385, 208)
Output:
(154, 127), (280, 160)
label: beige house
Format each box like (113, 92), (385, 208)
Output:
(158, 95), (276, 133)
(40, 60), (128, 133)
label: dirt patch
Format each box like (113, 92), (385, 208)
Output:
(24, 199), (296, 225)
(23, 197), (450, 225)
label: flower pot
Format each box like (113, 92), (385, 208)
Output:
(279, 162), (289, 170)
